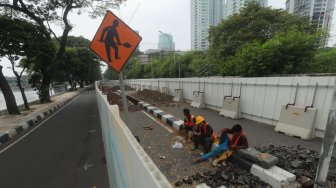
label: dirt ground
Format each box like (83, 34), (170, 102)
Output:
(121, 108), (269, 187)
(126, 89), (271, 187)
(130, 89), (175, 106)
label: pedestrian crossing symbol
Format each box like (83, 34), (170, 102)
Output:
(90, 11), (142, 73)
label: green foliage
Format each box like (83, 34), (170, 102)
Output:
(310, 48), (336, 73)
(103, 51), (221, 79)
(0, 15), (57, 102)
(208, 2), (315, 63)
(222, 29), (321, 76)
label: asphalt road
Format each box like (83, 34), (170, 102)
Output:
(0, 91), (108, 188)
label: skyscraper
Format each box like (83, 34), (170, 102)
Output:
(158, 33), (175, 51)
(223, 0), (268, 19)
(191, 0), (224, 51)
(286, 0), (335, 32)
(191, 0), (267, 51)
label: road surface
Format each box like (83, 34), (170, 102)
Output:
(0, 91), (108, 188)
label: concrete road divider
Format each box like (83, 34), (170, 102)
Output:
(219, 97), (240, 119)
(191, 91), (205, 108)
(275, 105), (317, 140)
(251, 164), (296, 188)
(173, 89), (183, 102)
(239, 148), (279, 169)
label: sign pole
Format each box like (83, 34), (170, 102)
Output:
(314, 80), (336, 187)
(119, 71), (130, 126)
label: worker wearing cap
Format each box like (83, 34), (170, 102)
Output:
(179, 108), (196, 142)
(192, 116), (216, 154)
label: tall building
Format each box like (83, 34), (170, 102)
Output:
(286, 0), (335, 32)
(158, 33), (175, 51)
(191, 0), (267, 51)
(191, 0), (224, 51)
(223, 0), (268, 19)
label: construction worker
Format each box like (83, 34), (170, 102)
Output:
(193, 131), (230, 163)
(192, 116), (216, 154)
(212, 124), (249, 167)
(179, 108), (196, 142)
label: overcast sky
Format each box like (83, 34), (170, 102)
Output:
(2, 0), (336, 76)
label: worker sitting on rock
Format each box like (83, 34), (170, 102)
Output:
(179, 108), (196, 142)
(193, 130), (230, 163)
(192, 116), (216, 154)
(212, 124), (249, 168)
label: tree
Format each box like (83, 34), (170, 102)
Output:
(0, 0), (125, 101)
(310, 47), (336, 73)
(208, 2), (315, 63)
(222, 29), (321, 77)
(8, 55), (28, 109)
(0, 65), (20, 114)
(54, 36), (101, 87)
(0, 16), (55, 108)
(60, 47), (101, 88)
(0, 16), (45, 114)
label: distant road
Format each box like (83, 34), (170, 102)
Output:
(0, 91), (109, 188)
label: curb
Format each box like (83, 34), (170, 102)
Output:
(137, 101), (297, 188)
(0, 89), (90, 146)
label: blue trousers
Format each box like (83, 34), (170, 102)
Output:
(201, 144), (227, 160)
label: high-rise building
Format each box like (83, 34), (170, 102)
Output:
(191, 0), (224, 51)
(191, 0), (267, 51)
(223, 0), (268, 19)
(158, 33), (175, 51)
(286, 0), (335, 32)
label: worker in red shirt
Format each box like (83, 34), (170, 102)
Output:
(212, 124), (249, 168)
(179, 108), (196, 142)
(192, 116), (216, 154)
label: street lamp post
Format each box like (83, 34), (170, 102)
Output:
(158, 31), (180, 78)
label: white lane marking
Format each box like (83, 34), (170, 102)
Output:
(141, 111), (174, 133)
(83, 162), (93, 170)
(88, 130), (97, 133)
(0, 94), (82, 155)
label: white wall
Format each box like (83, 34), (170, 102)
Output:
(119, 76), (336, 138)
(95, 82), (171, 188)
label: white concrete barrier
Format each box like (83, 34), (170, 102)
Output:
(219, 97), (240, 119)
(173, 89), (183, 102)
(191, 91), (205, 108)
(275, 105), (317, 140)
(162, 87), (169, 95)
(96, 82), (172, 188)
(251, 165), (296, 188)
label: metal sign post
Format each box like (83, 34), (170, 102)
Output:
(314, 80), (336, 187)
(119, 71), (130, 126)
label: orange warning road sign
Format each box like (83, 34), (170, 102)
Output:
(90, 11), (142, 73)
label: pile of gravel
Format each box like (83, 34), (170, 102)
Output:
(175, 164), (270, 187)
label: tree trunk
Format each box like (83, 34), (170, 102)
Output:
(40, 68), (51, 102)
(18, 86), (29, 110)
(11, 63), (29, 109)
(0, 66), (20, 114)
(80, 79), (84, 88)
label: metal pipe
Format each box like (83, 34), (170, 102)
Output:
(286, 83), (299, 109)
(119, 71), (130, 127)
(314, 80), (336, 187)
(305, 83), (319, 112)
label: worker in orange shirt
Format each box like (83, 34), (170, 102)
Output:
(192, 116), (216, 154)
